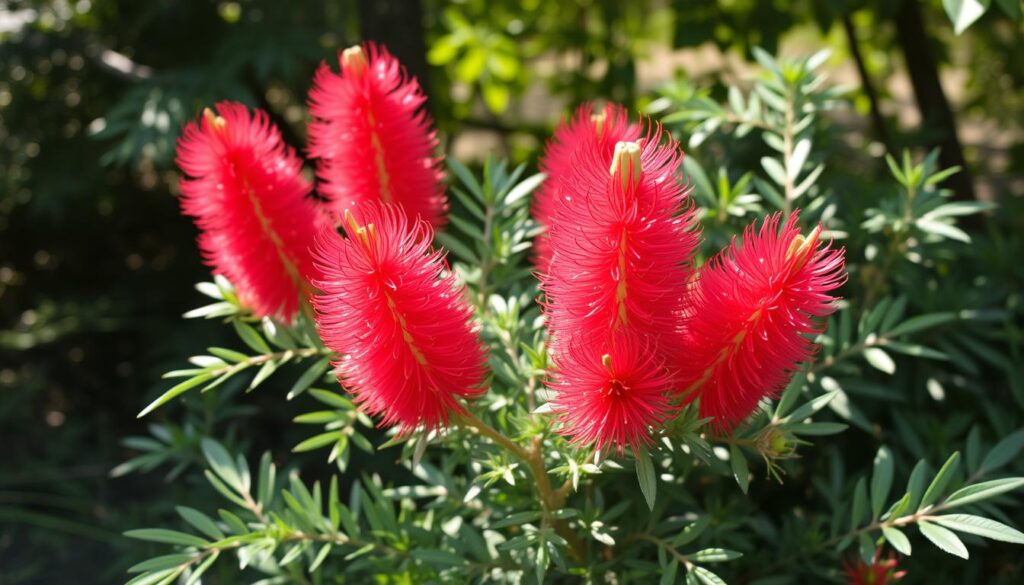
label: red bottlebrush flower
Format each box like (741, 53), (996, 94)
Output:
(551, 332), (677, 454)
(679, 212), (846, 429)
(176, 102), (324, 322)
(541, 125), (699, 452)
(542, 125), (699, 358)
(311, 203), (486, 431)
(307, 43), (447, 227)
(844, 551), (906, 585)
(532, 102), (640, 273)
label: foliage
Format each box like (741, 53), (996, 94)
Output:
(3, 1), (1024, 584)
(110, 49), (1024, 584)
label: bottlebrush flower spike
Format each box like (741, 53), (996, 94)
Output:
(176, 102), (324, 322)
(311, 203), (486, 431)
(844, 551), (906, 585)
(541, 124), (699, 452)
(532, 102), (640, 272)
(550, 332), (676, 454)
(308, 43), (447, 227)
(542, 125), (699, 358)
(679, 213), (846, 429)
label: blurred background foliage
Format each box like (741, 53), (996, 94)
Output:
(1, 0), (1022, 582)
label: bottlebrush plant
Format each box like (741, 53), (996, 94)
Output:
(120, 45), (1024, 584)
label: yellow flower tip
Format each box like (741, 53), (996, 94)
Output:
(343, 209), (377, 248)
(203, 108), (227, 133)
(609, 141), (642, 191)
(786, 224), (823, 269)
(341, 45), (368, 76)
(590, 111), (607, 136)
(601, 353), (613, 370)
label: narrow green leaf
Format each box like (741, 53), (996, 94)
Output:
(288, 356), (331, 400)
(435, 232), (478, 263)
(201, 439), (244, 493)
(294, 432), (343, 453)
(691, 565), (726, 585)
(504, 172), (545, 207)
(980, 429), (1024, 474)
(761, 157), (787, 186)
(689, 548), (742, 563)
(943, 0), (990, 35)
(232, 321), (270, 354)
(128, 554), (196, 573)
(730, 444), (750, 495)
(671, 516), (711, 547)
(137, 374), (214, 418)
(789, 422), (848, 436)
(491, 511), (543, 529)
(919, 520), (969, 559)
(176, 507), (224, 540)
(780, 390), (838, 424)
(863, 347), (896, 374)
(851, 478), (869, 529)
(411, 549), (467, 566)
(932, 514), (1024, 544)
(635, 447), (657, 511)
(309, 543), (332, 572)
(871, 447), (894, 520)
(906, 459), (929, 511)
(124, 529), (209, 548)
(942, 477), (1024, 509)
(184, 550), (218, 585)
(882, 526), (912, 556)
(921, 452), (960, 510)
(660, 559), (680, 585)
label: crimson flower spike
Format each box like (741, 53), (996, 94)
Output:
(307, 43), (447, 227)
(311, 203), (487, 432)
(678, 212), (847, 429)
(542, 123), (700, 453)
(531, 102), (640, 273)
(176, 102), (325, 322)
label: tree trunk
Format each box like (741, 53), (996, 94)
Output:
(894, 0), (975, 201)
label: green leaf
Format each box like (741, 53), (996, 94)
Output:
(201, 439), (245, 494)
(871, 447), (894, 520)
(916, 219), (971, 243)
(906, 459), (929, 511)
(309, 388), (353, 409)
(309, 543), (332, 572)
(691, 565), (727, 585)
(635, 447), (657, 511)
(288, 356), (331, 400)
(660, 559), (680, 585)
(137, 373), (214, 418)
(774, 372), (807, 419)
(232, 321), (270, 354)
(863, 347), (896, 374)
(980, 429), (1024, 474)
(294, 432), (343, 453)
(491, 511), (542, 529)
(504, 172), (546, 207)
(886, 313), (957, 337)
(730, 444), (750, 495)
(882, 526), (912, 556)
(184, 550), (218, 585)
(411, 549), (468, 566)
(780, 390), (838, 424)
(690, 548), (742, 563)
(943, 0), (991, 35)
(851, 477), (869, 529)
(789, 422), (848, 436)
(124, 529), (209, 548)
(672, 516), (711, 547)
(921, 452), (960, 510)
(942, 477), (1024, 509)
(176, 507), (224, 540)
(996, 0), (1021, 20)
(761, 157), (787, 186)
(932, 514), (1024, 544)
(919, 520), (969, 559)
(128, 554), (196, 573)
(435, 232), (478, 263)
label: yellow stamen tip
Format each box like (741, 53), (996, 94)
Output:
(342, 45), (368, 75)
(601, 354), (613, 370)
(203, 108), (226, 132)
(609, 141), (642, 190)
(786, 224), (823, 267)
(591, 111), (607, 136)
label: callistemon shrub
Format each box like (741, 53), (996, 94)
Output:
(124, 44), (1024, 585)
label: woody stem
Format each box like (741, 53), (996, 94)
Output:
(455, 410), (585, 561)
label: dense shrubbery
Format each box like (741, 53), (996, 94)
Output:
(3, 2), (1023, 584)
(108, 43), (1024, 584)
